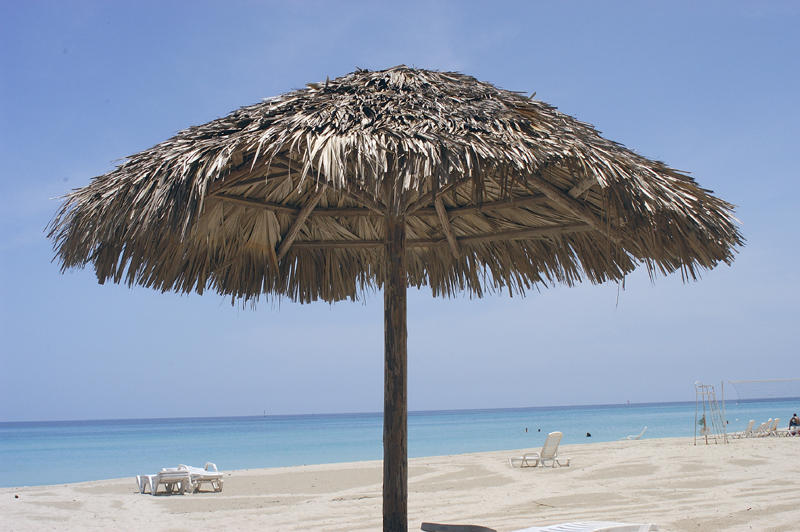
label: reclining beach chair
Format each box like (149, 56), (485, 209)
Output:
(179, 462), (224, 492)
(421, 521), (659, 531)
(731, 419), (755, 439)
(749, 420), (767, 438)
(623, 426), (647, 440)
(137, 469), (192, 495)
(753, 419), (772, 437)
(509, 431), (570, 468)
(767, 418), (780, 437)
(421, 524), (497, 532)
(136, 474), (151, 494)
(514, 521), (659, 531)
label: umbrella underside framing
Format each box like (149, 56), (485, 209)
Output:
(48, 66), (742, 531)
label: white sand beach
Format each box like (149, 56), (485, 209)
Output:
(3, 436), (798, 531)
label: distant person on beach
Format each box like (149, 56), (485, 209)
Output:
(789, 413), (800, 435)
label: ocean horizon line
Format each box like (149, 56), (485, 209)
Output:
(4, 395), (797, 426)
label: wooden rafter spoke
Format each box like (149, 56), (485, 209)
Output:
(460, 223), (591, 244)
(568, 177), (596, 198)
(519, 173), (626, 247)
(472, 175), (484, 205)
(405, 177), (470, 215)
(434, 196), (461, 258)
(276, 185), (328, 260)
(285, 223), (592, 250)
(338, 188), (387, 216)
(214, 193), (300, 215)
(213, 193), (374, 217)
(413, 194), (550, 217)
(213, 191), (550, 219)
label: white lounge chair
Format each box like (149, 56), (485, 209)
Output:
(623, 426), (647, 440)
(136, 474), (151, 494)
(777, 420), (794, 437)
(514, 521), (659, 531)
(509, 431), (570, 468)
(753, 419), (772, 437)
(767, 418), (780, 437)
(421, 524), (497, 532)
(138, 469), (192, 495)
(179, 462), (224, 492)
(749, 420), (767, 438)
(421, 521), (659, 532)
(731, 419), (755, 439)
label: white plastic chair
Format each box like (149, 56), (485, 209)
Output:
(421, 524), (497, 532)
(509, 431), (569, 468)
(145, 469), (192, 495)
(420, 521), (659, 532)
(767, 418), (780, 436)
(623, 426), (647, 440)
(179, 462), (224, 492)
(514, 522), (659, 531)
(753, 419), (772, 437)
(731, 419), (755, 439)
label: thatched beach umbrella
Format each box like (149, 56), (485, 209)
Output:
(48, 66), (741, 531)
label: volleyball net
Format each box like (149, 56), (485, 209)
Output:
(726, 378), (800, 402)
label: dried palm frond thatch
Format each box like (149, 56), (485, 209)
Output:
(48, 66), (741, 304)
(48, 66), (742, 532)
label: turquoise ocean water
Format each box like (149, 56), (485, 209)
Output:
(1, 398), (797, 488)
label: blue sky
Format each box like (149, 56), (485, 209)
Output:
(1, 1), (798, 422)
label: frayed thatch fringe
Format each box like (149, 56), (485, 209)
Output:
(48, 66), (742, 303)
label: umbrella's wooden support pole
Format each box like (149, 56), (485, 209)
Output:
(383, 215), (407, 532)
